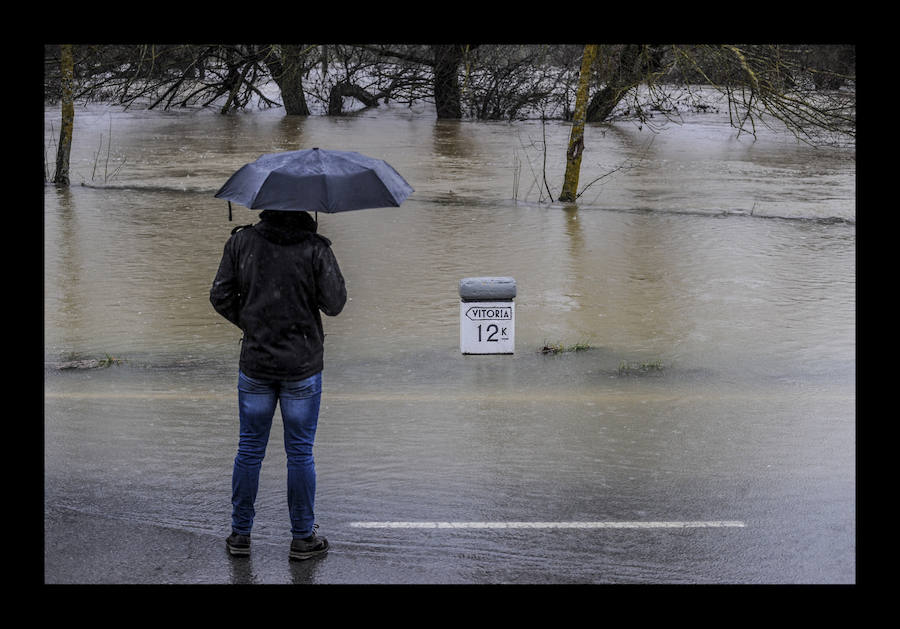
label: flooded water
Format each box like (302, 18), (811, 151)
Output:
(44, 100), (855, 583)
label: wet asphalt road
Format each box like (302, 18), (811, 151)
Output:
(43, 498), (849, 585)
(41, 503), (755, 585)
(44, 357), (854, 585)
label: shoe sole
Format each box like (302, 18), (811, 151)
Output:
(226, 543), (251, 557)
(289, 543), (329, 561)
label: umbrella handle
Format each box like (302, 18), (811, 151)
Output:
(228, 201), (233, 222)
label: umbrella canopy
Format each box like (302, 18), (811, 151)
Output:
(215, 147), (414, 216)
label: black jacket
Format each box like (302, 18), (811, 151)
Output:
(210, 210), (347, 380)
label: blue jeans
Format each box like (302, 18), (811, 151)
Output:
(232, 370), (322, 539)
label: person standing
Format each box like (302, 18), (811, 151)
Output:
(210, 209), (346, 560)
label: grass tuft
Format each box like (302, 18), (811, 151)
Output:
(56, 352), (123, 369)
(616, 359), (664, 375)
(540, 339), (593, 355)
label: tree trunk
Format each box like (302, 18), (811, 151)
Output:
(327, 81), (380, 115)
(268, 44), (310, 116)
(220, 59), (253, 115)
(585, 45), (666, 122)
(559, 44), (597, 202)
(53, 44), (75, 186)
(433, 45), (463, 119)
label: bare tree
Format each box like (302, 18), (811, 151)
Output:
(303, 44), (426, 116)
(51, 45), (281, 113)
(551, 43), (854, 203)
(52, 45), (74, 186)
(559, 45), (597, 202)
(263, 45), (312, 115)
(432, 45), (466, 119)
(356, 44), (480, 119)
(585, 44), (856, 144)
(698, 44), (855, 143)
(586, 45), (668, 124)
(205, 45), (281, 114)
(462, 45), (576, 120)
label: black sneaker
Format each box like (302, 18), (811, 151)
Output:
(226, 532), (251, 557)
(289, 525), (329, 560)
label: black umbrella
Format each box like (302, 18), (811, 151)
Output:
(215, 147), (414, 220)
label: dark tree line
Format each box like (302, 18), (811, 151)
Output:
(46, 44), (854, 187)
(42, 44), (473, 118)
(45, 44), (854, 126)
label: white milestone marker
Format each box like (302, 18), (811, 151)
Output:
(459, 277), (516, 355)
(460, 301), (515, 354)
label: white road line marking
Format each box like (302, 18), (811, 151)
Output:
(348, 521), (746, 529)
